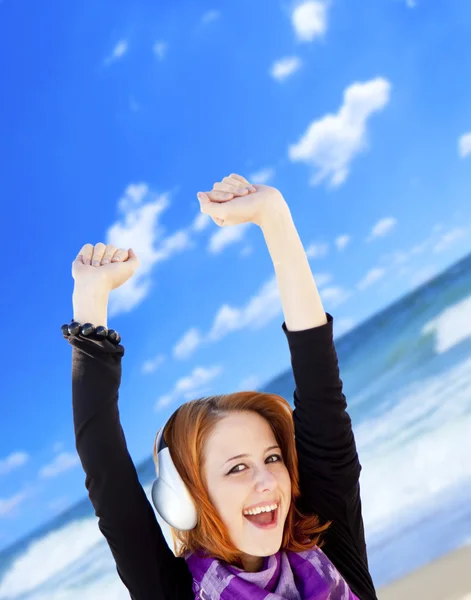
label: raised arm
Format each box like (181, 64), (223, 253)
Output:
(198, 177), (361, 509)
(69, 243), (192, 600)
(259, 206), (361, 494)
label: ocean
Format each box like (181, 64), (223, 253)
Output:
(1, 253), (471, 599)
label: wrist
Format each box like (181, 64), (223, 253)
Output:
(72, 283), (110, 327)
(259, 199), (294, 238)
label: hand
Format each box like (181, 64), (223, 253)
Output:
(197, 173), (287, 228)
(72, 243), (140, 292)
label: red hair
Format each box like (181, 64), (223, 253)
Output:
(153, 391), (331, 565)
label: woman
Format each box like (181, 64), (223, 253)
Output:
(64, 174), (378, 599)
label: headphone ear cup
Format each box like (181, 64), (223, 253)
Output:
(151, 447), (198, 531)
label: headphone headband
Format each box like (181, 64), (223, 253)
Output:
(151, 408), (198, 531)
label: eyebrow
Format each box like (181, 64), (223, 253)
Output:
(224, 445), (280, 465)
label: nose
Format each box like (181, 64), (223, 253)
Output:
(253, 464), (278, 493)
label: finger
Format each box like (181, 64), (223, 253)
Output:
(126, 248), (139, 263)
(229, 173), (251, 186)
(115, 248), (140, 280)
(213, 181), (251, 196)
(91, 243), (106, 267)
(111, 248), (129, 262)
(205, 190), (236, 202)
(78, 243), (94, 266)
(198, 192), (230, 221)
(225, 175), (256, 192)
(101, 244), (117, 265)
(124, 248), (140, 273)
(213, 181), (247, 194)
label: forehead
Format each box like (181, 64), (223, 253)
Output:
(204, 411), (276, 457)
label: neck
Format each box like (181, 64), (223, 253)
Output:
(240, 553), (264, 572)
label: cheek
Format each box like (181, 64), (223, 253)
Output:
(279, 465), (292, 497)
(207, 478), (243, 523)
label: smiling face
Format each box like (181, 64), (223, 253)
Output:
(203, 410), (291, 571)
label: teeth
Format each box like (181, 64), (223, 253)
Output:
(243, 503), (278, 516)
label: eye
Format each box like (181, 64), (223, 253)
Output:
(227, 463), (247, 475)
(227, 454), (283, 475)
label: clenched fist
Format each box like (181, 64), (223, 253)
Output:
(197, 173), (287, 228)
(72, 243), (140, 292)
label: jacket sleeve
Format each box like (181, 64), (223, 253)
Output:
(282, 314), (367, 554)
(70, 334), (193, 600)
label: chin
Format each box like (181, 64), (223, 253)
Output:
(233, 507), (289, 559)
(240, 531), (284, 558)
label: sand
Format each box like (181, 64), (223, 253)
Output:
(378, 544), (471, 600)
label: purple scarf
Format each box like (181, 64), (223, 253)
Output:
(185, 547), (359, 600)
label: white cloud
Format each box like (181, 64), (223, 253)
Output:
(154, 230), (193, 261)
(142, 354), (166, 374)
(38, 453), (80, 479)
(239, 375), (261, 391)
(173, 328), (203, 360)
(155, 365), (222, 410)
(48, 497), (70, 513)
(292, 1), (328, 42)
(270, 57), (302, 81)
(320, 286), (351, 307)
(433, 227), (467, 253)
(168, 277), (285, 361)
(192, 212), (211, 232)
(202, 10), (220, 24)
(313, 272), (333, 287)
(306, 242), (329, 258)
(153, 41), (168, 60)
(458, 132), (471, 158)
(107, 187), (168, 315)
(406, 0), (417, 7)
(209, 277), (281, 341)
(289, 77), (391, 187)
(248, 167), (275, 185)
(106, 184), (194, 316)
(208, 222), (251, 254)
(335, 235), (351, 251)
(0, 452), (29, 476)
(240, 245), (253, 257)
(367, 216), (397, 241)
(0, 492), (28, 517)
(52, 442), (64, 453)
(334, 317), (356, 338)
(410, 266), (437, 287)
(380, 220), (470, 284)
(388, 250), (409, 266)
(104, 40), (128, 65)
(357, 267), (386, 291)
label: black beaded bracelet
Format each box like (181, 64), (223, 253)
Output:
(61, 320), (121, 345)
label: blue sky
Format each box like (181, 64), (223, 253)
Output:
(0, 0), (470, 551)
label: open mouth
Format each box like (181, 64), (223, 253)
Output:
(243, 505), (279, 529)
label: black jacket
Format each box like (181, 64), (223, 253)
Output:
(70, 314), (378, 599)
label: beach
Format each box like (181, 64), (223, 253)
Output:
(378, 545), (471, 600)
(1, 255), (471, 599)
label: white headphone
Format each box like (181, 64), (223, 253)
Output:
(151, 413), (198, 531)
